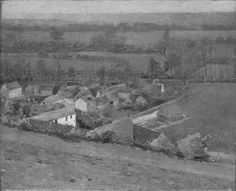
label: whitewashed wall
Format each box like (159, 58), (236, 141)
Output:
(54, 114), (76, 127)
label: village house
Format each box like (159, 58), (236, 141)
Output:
(30, 108), (76, 127)
(95, 95), (110, 110)
(0, 81), (22, 99)
(38, 84), (53, 97)
(75, 86), (92, 99)
(42, 94), (65, 105)
(75, 95), (97, 113)
(88, 83), (101, 97)
(106, 91), (120, 108)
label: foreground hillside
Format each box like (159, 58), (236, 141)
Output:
(1, 125), (234, 190)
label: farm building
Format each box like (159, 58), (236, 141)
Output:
(74, 86), (92, 99)
(88, 83), (101, 97)
(42, 94), (65, 105)
(38, 84), (53, 97)
(30, 108), (76, 127)
(0, 81), (22, 99)
(105, 91), (120, 108)
(95, 95), (110, 110)
(75, 95), (97, 112)
(25, 84), (53, 97)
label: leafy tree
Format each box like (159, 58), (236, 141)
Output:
(68, 67), (75, 76)
(97, 66), (106, 82)
(50, 27), (64, 41)
(36, 60), (47, 78)
(52, 85), (60, 95)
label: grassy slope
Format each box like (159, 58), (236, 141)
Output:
(1, 125), (234, 190)
(163, 83), (236, 153)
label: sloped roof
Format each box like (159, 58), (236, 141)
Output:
(75, 86), (92, 98)
(88, 84), (101, 97)
(4, 82), (21, 90)
(79, 94), (95, 103)
(58, 86), (79, 98)
(96, 95), (109, 106)
(106, 91), (120, 101)
(104, 83), (128, 93)
(31, 108), (75, 121)
(44, 94), (64, 104)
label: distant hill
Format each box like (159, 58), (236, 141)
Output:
(3, 12), (236, 29)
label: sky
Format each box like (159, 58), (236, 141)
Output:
(2, 0), (236, 19)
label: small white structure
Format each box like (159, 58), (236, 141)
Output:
(1, 81), (22, 99)
(31, 108), (76, 127)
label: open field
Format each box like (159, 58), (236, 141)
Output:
(1, 125), (234, 190)
(134, 83), (236, 154)
(3, 30), (236, 47)
(2, 52), (154, 72)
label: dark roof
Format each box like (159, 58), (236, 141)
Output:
(44, 94), (64, 104)
(5, 82), (21, 90)
(88, 84), (101, 97)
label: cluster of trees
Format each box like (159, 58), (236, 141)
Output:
(3, 21), (236, 32)
(96, 63), (135, 83)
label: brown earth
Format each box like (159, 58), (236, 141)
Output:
(1, 125), (234, 190)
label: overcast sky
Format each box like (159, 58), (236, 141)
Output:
(2, 0), (236, 19)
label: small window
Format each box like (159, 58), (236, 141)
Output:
(55, 119), (57, 123)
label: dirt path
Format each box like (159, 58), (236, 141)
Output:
(1, 125), (235, 190)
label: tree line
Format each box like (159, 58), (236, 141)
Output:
(3, 22), (236, 32)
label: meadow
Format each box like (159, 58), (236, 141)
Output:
(3, 30), (236, 47)
(2, 52), (154, 73)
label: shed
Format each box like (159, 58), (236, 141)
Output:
(1, 81), (22, 99)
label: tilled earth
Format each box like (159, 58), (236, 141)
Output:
(1, 125), (234, 190)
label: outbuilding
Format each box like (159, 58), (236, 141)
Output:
(1, 81), (22, 99)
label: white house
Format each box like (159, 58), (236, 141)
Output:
(31, 108), (76, 127)
(0, 81), (22, 99)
